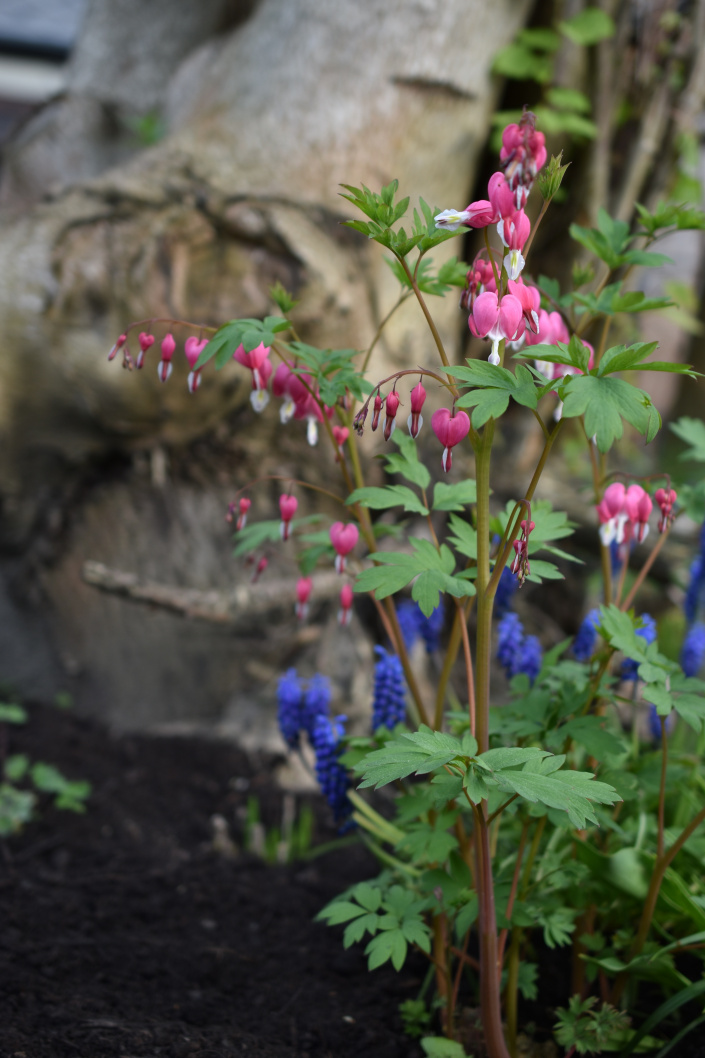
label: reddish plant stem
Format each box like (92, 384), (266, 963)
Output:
(620, 521), (673, 612)
(496, 820), (529, 976)
(473, 805), (511, 1058)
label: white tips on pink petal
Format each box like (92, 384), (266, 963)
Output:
(306, 418), (319, 446)
(441, 446), (451, 472)
(407, 413), (423, 438)
(335, 554), (346, 574)
(280, 398), (295, 424)
(488, 346), (501, 366)
(503, 250), (525, 281)
(250, 389), (270, 413)
(187, 370), (201, 393)
(158, 360), (173, 383)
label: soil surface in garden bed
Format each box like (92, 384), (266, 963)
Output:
(1, 703), (704, 1058)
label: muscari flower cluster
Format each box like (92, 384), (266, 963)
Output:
(682, 522), (705, 678)
(372, 647), (407, 730)
(276, 670), (352, 826)
(496, 611), (542, 684)
(396, 598), (445, 654)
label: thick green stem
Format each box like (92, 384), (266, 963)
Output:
(474, 422), (495, 753)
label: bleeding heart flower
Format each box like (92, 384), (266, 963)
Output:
(338, 583), (354, 626)
(329, 522), (359, 573)
(184, 336), (209, 393)
(136, 332), (154, 369)
(332, 425), (349, 449)
(158, 333), (176, 382)
(654, 487), (677, 532)
(383, 390), (400, 442)
(471, 292), (523, 364)
(371, 391), (383, 432)
(431, 407), (471, 472)
(279, 494), (298, 540)
(407, 380), (426, 439)
(295, 576), (313, 620)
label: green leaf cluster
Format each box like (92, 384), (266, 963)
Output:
(354, 539), (475, 617)
(554, 996), (630, 1054)
(195, 315), (290, 370)
(289, 341), (372, 404)
(570, 209), (674, 272)
(316, 878), (432, 971)
(385, 254), (468, 297)
(449, 360), (542, 428)
(356, 727), (620, 829)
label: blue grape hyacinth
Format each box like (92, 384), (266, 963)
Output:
(396, 599), (421, 651)
(417, 600), (445, 654)
(681, 622), (705, 678)
(372, 647), (407, 730)
(277, 669), (304, 748)
(497, 612), (543, 684)
(573, 609), (601, 662)
(620, 614), (657, 682)
(494, 566), (518, 619)
(310, 714), (352, 827)
(301, 673), (331, 738)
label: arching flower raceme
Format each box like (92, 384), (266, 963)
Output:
(158, 333), (176, 382)
(597, 483), (653, 552)
(184, 336), (209, 393)
(279, 494), (298, 540)
(407, 380), (426, 439)
(295, 576), (313, 621)
(383, 390), (400, 441)
(136, 332), (154, 369)
(338, 583), (354, 626)
(431, 407), (471, 472)
(511, 518), (535, 585)
(471, 291), (523, 364)
(329, 522), (359, 573)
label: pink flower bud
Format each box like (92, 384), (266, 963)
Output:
(136, 332), (154, 369)
(407, 380), (426, 439)
(295, 576), (313, 620)
(383, 390), (400, 442)
(625, 485), (653, 543)
(235, 497), (252, 531)
(251, 556), (268, 583)
(184, 336), (208, 369)
(329, 522), (359, 573)
(654, 487), (677, 532)
(108, 334), (127, 361)
(371, 392), (383, 432)
(158, 333), (176, 383)
(338, 583), (354, 626)
(279, 494), (298, 540)
(431, 407), (471, 472)
(332, 425), (349, 449)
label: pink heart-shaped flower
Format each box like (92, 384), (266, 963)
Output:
(431, 408), (471, 448)
(329, 522), (359, 557)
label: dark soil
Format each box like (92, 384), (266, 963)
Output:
(2, 704), (704, 1058)
(0, 704), (424, 1058)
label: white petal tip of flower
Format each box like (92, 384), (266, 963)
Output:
(306, 418), (319, 446)
(279, 398), (295, 424)
(434, 208), (471, 231)
(503, 251), (525, 281)
(250, 389), (270, 413)
(187, 371), (201, 393)
(488, 351), (501, 366)
(157, 361), (173, 383)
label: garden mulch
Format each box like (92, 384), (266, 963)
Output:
(1, 703), (704, 1058)
(0, 703), (423, 1058)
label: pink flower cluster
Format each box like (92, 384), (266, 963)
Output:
(356, 379), (428, 441)
(597, 483), (677, 555)
(108, 331), (210, 392)
(271, 361), (334, 446)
